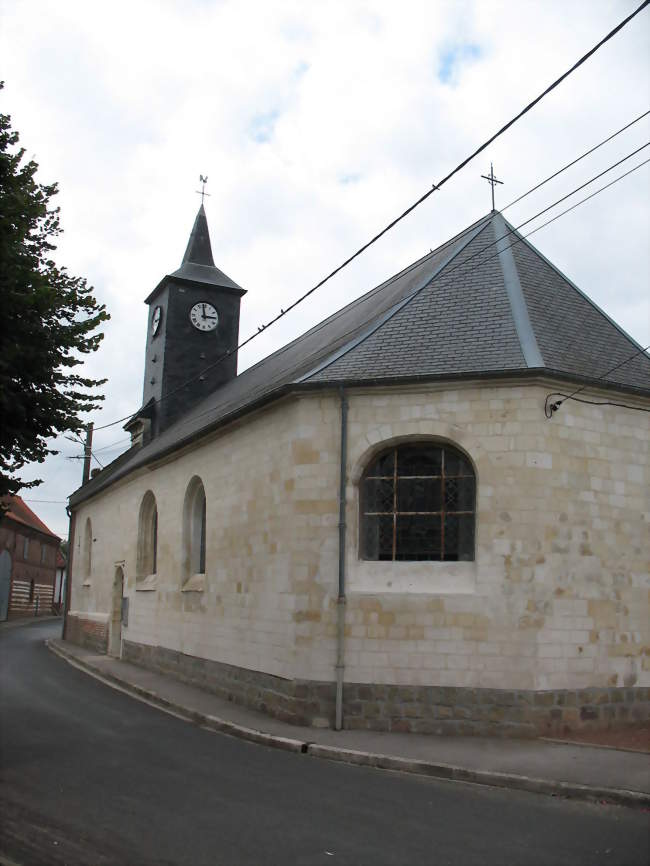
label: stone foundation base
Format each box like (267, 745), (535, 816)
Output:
(121, 640), (333, 726)
(120, 640), (650, 737)
(65, 612), (108, 654)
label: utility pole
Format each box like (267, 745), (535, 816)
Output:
(82, 423), (93, 485)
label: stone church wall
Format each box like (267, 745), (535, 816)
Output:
(67, 379), (649, 735)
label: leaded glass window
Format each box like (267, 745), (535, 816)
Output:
(361, 443), (475, 561)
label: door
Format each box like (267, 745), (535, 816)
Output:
(0, 550), (11, 621)
(109, 566), (124, 657)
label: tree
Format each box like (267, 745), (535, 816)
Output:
(0, 84), (109, 502)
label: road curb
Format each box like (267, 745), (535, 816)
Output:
(46, 639), (306, 754)
(46, 640), (650, 810)
(304, 744), (650, 808)
(0, 615), (62, 632)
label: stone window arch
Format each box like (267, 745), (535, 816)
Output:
(360, 441), (476, 561)
(182, 477), (206, 588)
(137, 491), (158, 581)
(82, 518), (93, 583)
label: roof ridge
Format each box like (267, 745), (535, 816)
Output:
(492, 212), (544, 368)
(501, 214), (646, 357)
(298, 217), (494, 383)
(1, 495), (60, 539)
(226, 213), (495, 385)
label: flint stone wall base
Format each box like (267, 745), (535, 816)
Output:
(117, 641), (649, 736)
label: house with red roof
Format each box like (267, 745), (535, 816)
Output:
(0, 496), (62, 621)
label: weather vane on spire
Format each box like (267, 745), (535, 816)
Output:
(481, 163), (503, 212)
(196, 174), (210, 205)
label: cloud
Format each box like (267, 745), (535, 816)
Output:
(249, 109), (282, 143)
(438, 42), (483, 85)
(1, 0), (648, 540)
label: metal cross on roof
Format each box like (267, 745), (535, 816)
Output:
(195, 174), (211, 205)
(481, 163), (503, 212)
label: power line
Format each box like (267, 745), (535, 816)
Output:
(545, 391), (650, 416)
(515, 157), (650, 239)
(92, 435), (132, 454)
(509, 141), (649, 229)
(92, 4), (649, 432)
(502, 108), (650, 211)
(545, 343), (650, 418)
(98, 148), (650, 444)
(66, 433), (104, 469)
(368, 147), (650, 307)
(171, 156), (650, 435)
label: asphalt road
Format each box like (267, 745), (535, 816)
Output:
(1, 621), (648, 866)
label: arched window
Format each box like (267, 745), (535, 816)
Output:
(137, 492), (158, 578)
(182, 477), (206, 580)
(83, 518), (92, 581)
(360, 442), (476, 562)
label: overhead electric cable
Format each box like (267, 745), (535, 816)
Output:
(372, 147), (650, 303)
(91, 435), (132, 453)
(502, 108), (650, 211)
(172, 159), (650, 434)
(94, 148), (650, 437)
(91, 2), (649, 432)
(545, 343), (650, 418)
(515, 157), (650, 239)
(66, 433), (104, 469)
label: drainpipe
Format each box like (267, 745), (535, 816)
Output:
(62, 506), (75, 641)
(335, 387), (348, 731)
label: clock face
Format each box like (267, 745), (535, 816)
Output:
(151, 306), (162, 336)
(190, 302), (219, 332)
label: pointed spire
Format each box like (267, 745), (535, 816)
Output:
(181, 204), (215, 267)
(152, 205), (245, 296)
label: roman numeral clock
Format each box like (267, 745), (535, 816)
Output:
(190, 302), (219, 332)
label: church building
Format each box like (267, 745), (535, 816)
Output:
(64, 203), (649, 737)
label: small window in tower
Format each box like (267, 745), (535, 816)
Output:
(23, 537), (29, 560)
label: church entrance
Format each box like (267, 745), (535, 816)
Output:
(0, 550), (11, 621)
(108, 565), (124, 657)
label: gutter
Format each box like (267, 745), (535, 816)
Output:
(335, 386), (348, 731)
(68, 367), (650, 509)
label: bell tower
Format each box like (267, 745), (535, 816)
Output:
(131, 205), (246, 440)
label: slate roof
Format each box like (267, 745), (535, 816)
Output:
(1, 496), (61, 540)
(70, 210), (649, 507)
(145, 205), (245, 302)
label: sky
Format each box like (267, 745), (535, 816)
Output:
(1, 0), (649, 539)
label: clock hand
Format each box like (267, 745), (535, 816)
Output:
(201, 304), (206, 319)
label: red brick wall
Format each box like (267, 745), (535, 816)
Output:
(65, 613), (108, 653)
(0, 518), (59, 618)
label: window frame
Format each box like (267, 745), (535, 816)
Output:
(182, 476), (207, 591)
(82, 518), (92, 585)
(136, 491), (158, 587)
(359, 442), (476, 562)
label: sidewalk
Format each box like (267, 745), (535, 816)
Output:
(47, 637), (650, 809)
(0, 614), (62, 631)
